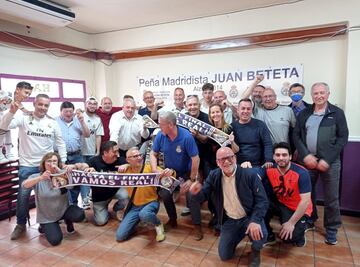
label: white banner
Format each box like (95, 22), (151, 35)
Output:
(137, 65), (303, 105)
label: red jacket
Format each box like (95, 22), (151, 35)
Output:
(96, 106), (122, 143)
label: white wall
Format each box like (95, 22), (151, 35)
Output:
(0, 0), (359, 137)
(0, 45), (96, 97)
(93, 0), (360, 138)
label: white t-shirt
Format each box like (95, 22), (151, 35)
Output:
(0, 111), (67, 166)
(82, 112), (104, 156)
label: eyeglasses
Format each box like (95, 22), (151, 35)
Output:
(127, 154), (143, 159)
(216, 155), (235, 164)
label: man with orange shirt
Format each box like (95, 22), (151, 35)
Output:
(263, 142), (312, 247)
(116, 147), (173, 242)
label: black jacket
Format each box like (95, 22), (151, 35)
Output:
(198, 166), (268, 225)
(293, 102), (348, 165)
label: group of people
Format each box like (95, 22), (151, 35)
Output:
(0, 77), (348, 267)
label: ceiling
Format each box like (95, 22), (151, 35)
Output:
(0, 0), (301, 34)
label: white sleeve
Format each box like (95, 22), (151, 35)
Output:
(54, 122), (67, 163)
(96, 120), (104, 136)
(109, 113), (120, 142)
(0, 111), (20, 130)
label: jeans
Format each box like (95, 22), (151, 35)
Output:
(17, 166), (40, 225)
(116, 201), (160, 241)
(41, 205), (85, 246)
(218, 216), (267, 261)
(308, 159), (341, 230)
(66, 154), (89, 205)
(92, 188), (128, 226)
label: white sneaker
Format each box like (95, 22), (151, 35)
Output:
(5, 152), (17, 161)
(82, 198), (91, 210)
(181, 207), (191, 216)
(0, 153), (9, 164)
(155, 224), (165, 242)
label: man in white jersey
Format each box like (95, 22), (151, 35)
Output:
(0, 94), (67, 240)
(81, 97), (104, 209)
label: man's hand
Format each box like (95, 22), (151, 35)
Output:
(263, 161), (273, 169)
(303, 154), (318, 169)
(279, 221), (295, 240)
(180, 180), (193, 193)
(84, 167), (96, 173)
(189, 181), (202, 195)
(160, 168), (174, 178)
(317, 159), (329, 172)
(116, 164), (129, 173)
(256, 74), (264, 83)
(189, 128), (197, 137)
(63, 164), (76, 172)
(241, 161), (252, 168)
(76, 109), (85, 123)
(245, 222), (263, 241)
(9, 102), (19, 114)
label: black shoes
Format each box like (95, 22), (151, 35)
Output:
(249, 249), (261, 267)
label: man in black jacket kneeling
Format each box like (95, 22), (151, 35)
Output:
(190, 147), (268, 267)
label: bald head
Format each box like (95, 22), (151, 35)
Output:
(216, 147), (236, 176)
(216, 147), (234, 159)
(101, 97), (113, 113)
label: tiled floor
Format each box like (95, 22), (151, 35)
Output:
(0, 201), (359, 267)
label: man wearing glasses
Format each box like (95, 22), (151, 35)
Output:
(262, 142), (312, 247)
(116, 147), (173, 242)
(189, 147), (268, 267)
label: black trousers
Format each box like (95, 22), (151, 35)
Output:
(41, 205), (85, 246)
(265, 199), (307, 243)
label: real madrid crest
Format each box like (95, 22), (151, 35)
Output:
(160, 176), (174, 189)
(229, 85), (238, 99)
(176, 145), (182, 153)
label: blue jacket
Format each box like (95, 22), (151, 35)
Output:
(198, 166), (269, 225)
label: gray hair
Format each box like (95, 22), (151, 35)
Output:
(126, 146), (140, 157)
(123, 98), (136, 106)
(159, 111), (177, 125)
(311, 82), (330, 93)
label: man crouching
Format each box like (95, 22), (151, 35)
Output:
(190, 147), (268, 267)
(116, 147), (173, 242)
